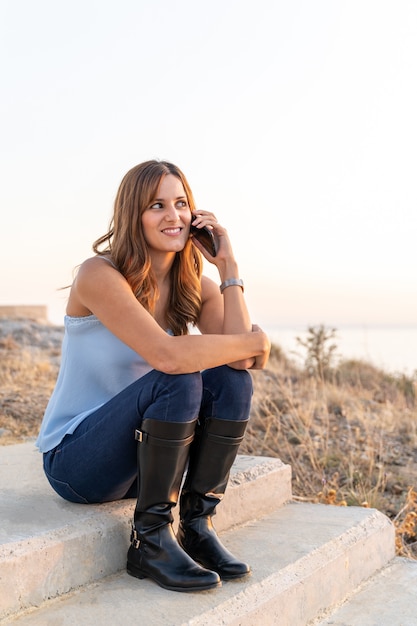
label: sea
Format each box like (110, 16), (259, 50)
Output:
(265, 326), (417, 376)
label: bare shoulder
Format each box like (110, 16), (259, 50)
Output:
(76, 255), (118, 276)
(75, 255), (131, 296)
(67, 256), (127, 316)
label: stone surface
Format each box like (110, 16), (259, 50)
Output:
(313, 557), (417, 626)
(0, 444), (291, 619)
(4, 503), (395, 625)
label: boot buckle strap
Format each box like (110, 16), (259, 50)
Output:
(135, 429), (146, 443)
(130, 524), (141, 549)
(135, 429), (194, 447)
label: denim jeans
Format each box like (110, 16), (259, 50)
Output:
(43, 366), (252, 504)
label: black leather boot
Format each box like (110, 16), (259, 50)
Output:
(177, 417), (251, 580)
(126, 418), (221, 592)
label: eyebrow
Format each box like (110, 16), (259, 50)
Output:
(153, 195), (187, 202)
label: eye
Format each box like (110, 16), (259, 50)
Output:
(150, 202), (163, 210)
(176, 200), (188, 209)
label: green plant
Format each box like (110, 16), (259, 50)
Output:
(296, 325), (338, 381)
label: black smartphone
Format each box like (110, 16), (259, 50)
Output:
(190, 224), (217, 256)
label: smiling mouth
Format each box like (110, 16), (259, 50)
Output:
(162, 227), (182, 235)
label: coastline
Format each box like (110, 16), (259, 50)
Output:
(265, 324), (417, 375)
(0, 315), (415, 375)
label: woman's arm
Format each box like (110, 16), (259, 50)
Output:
(192, 212), (260, 369)
(197, 276), (256, 369)
(70, 257), (270, 375)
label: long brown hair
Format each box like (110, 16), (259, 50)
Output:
(93, 160), (203, 335)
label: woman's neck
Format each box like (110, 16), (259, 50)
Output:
(149, 251), (176, 329)
(149, 250), (176, 285)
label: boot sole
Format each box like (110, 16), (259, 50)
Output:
(126, 563), (221, 592)
(219, 569), (252, 581)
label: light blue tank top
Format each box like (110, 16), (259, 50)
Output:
(36, 315), (152, 452)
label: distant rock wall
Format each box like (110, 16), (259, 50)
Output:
(0, 305), (48, 323)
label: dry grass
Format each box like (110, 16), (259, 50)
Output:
(245, 343), (417, 557)
(1, 320), (417, 556)
(0, 323), (62, 445)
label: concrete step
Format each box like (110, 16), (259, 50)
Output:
(0, 443), (291, 620)
(313, 557), (417, 626)
(3, 502), (394, 625)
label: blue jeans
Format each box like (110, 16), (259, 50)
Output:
(43, 366), (252, 504)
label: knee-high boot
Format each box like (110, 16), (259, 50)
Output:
(126, 418), (221, 592)
(177, 417), (250, 580)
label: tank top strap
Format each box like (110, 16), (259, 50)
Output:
(99, 255), (118, 270)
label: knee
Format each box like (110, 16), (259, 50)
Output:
(202, 366), (253, 420)
(207, 366), (253, 398)
(159, 371), (203, 416)
(224, 367), (253, 398)
(174, 371), (203, 401)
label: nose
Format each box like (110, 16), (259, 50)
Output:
(165, 203), (180, 222)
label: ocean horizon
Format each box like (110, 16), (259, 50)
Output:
(265, 325), (417, 375)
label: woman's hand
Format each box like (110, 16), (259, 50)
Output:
(248, 325), (271, 370)
(226, 325), (271, 371)
(190, 211), (235, 267)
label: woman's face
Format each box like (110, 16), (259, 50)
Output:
(141, 174), (192, 254)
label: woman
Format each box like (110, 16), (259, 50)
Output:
(36, 160), (270, 593)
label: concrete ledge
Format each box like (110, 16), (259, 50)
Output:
(0, 444), (291, 619)
(5, 503), (396, 626)
(314, 557), (417, 625)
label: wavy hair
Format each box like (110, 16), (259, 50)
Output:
(93, 160), (203, 335)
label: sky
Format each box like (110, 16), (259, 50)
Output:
(1, 0), (416, 329)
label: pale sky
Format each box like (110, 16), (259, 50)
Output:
(1, 0), (416, 328)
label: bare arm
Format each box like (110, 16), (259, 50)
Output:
(197, 276), (256, 369)
(193, 212), (263, 369)
(70, 257), (270, 375)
